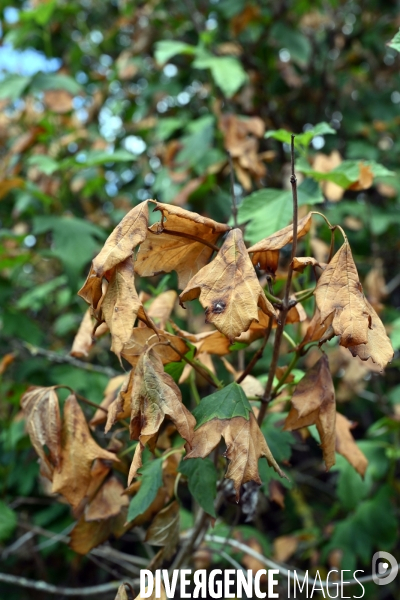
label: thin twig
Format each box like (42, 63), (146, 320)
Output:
(228, 151), (238, 228)
(167, 341), (222, 388)
(19, 342), (120, 378)
(204, 535), (393, 589)
(0, 572), (134, 596)
(258, 135), (299, 425)
(236, 318), (273, 384)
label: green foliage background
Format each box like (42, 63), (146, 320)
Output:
(0, 0), (400, 598)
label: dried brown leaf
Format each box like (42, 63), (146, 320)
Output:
(347, 299), (393, 371)
(292, 257), (322, 272)
(348, 163), (374, 191)
(248, 213), (312, 254)
(135, 201), (230, 289)
(251, 249), (280, 274)
(105, 370), (134, 433)
(43, 89), (73, 113)
(101, 257), (142, 359)
(85, 476), (129, 521)
(128, 348), (195, 484)
(70, 507), (127, 555)
(180, 228), (276, 342)
(92, 201), (149, 277)
(314, 242), (370, 347)
(52, 395), (118, 507)
(284, 355), (336, 470)
(121, 328), (188, 367)
(70, 309), (108, 358)
(145, 500), (180, 559)
(77, 264), (104, 309)
(21, 386), (62, 477)
(146, 290), (177, 328)
(186, 413), (285, 499)
(90, 374), (127, 427)
(335, 413), (368, 477)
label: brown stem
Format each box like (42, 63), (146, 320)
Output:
(151, 227), (220, 252)
(236, 318), (273, 384)
(167, 342), (222, 388)
(227, 151), (238, 228)
(54, 385), (109, 415)
(258, 135), (299, 425)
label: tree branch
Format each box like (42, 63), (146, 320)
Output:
(17, 342), (120, 379)
(258, 134), (299, 425)
(0, 572), (134, 597)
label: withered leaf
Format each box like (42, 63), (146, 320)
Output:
(248, 213), (312, 254)
(347, 299), (393, 371)
(21, 386), (61, 476)
(145, 500), (180, 559)
(251, 249), (279, 274)
(92, 200), (149, 277)
(292, 257), (322, 272)
(146, 290), (177, 328)
(128, 347), (195, 484)
(90, 374), (127, 427)
(101, 257), (142, 359)
(184, 383), (284, 498)
(121, 328), (188, 367)
(105, 370), (134, 433)
(284, 355), (336, 470)
(186, 413), (285, 499)
(135, 201), (230, 289)
(52, 395), (118, 508)
(77, 264), (104, 309)
(180, 228), (276, 342)
(70, 309), (108, 358)
(314, 242), (370, 347)
(298, 308), (334, 350)
(114, 584), (129, 600)
(85, 476), (129, 521)
(335, 412), (368, 477)
(70, 506), (128, 555)
(348, 163), (374, 191)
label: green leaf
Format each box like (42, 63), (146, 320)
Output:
(30, 73), (82, 95)
(297, 177), (324, 206)
(0, 75), (31, 100)
(27, 155), (59, 176)
(298, 158), (395, 189)
(156, 117), (187, 141)
(193, 54), (247, 98)
(265, 122), (335, 148)
(154, 40), (196, 64)
(69, 149), (137, 168)
(17, 275), (68, 310)
(179, 458), (217, 517)
(390, 318), (400, 351)
(332, 440), (389, 510)
(323, 486), (396, 569)
(164, 345), (196, 383)
(261, 413), (296, 463)
(127, 458), (163, 522)
(270, 23), (312, 67)
(20, 0), (56, 25)
(192, 382), (252, 428)
(388, 29), (400, 52)
(238, 189), (292, 245)
(32, 216), (106, 279)
(0, 501), (17, 541)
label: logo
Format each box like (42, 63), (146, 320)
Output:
(372, 551), (398, 586)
